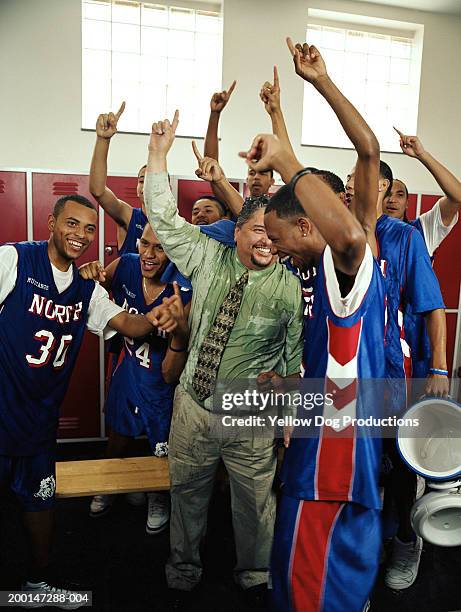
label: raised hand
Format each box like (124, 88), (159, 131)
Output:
(394, 127), (426, 158)
(210, 80), (237, 113)
(239, 134), (285, 173)
(78, 260), (106, 283)
(192, 141), (225, 183)
(95, 101), (126, 139)
(148, 110), (179, 157)
(286, 37), (327, 84)
(260, 66), (281, 115)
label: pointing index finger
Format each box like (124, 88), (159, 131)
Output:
(227, 80), (237, 96)
(115, 101), (126, 119)
(192, 140), (203, 162)
(273, 65), (279, 88)
(393, 126), (404, 138)
(171, 109), (179, 132)
(286, 37), (296, 57)
(173, 281), (181, 298)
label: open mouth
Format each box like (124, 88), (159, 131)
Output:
(67, 239), (85, 253)
(141, 259), (158, 272)
(253, 245), (271, 256)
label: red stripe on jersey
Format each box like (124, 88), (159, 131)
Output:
(290, 501), (343, 612)
(327, 318), (361, 365)
(325, 378), (358, 411)
(315, 319), (360, 500)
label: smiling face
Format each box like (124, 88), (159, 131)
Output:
(247, 168), (274, 198)
(48, 200), (97, 264)
(264, 209), (317, 264)
(137, 223), (168, 279)
(383, 179), (408, 220)
(234, 207), (273, 269)
(191, 198), (225, 225)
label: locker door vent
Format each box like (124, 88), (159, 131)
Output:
(53, 182), (78, 196)
(0, 179), (5, 194)
(58, 416), (80, 431)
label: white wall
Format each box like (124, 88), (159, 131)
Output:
(1, 0), (461, 192)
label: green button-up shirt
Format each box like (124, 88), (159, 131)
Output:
(145, 171), (303, 408)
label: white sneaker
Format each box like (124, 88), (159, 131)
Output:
(384, 536), (423, 590)
(125, 491), (146, 506)
(21, 580), (85, 609)
(146, 491), (170, 534)
(89, 494), (113, 517)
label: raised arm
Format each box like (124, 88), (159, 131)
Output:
(192, 141), (244, 216)
(240, 134), (365, 276)
(144, 112), (215, 278)
(89, 102), (133, 230)
(260, 66), (295, 157)
(424, 308), (449, 397)
(204, 80), (236, 160)
(287, 38), (379, 255)
(395, 127), (461, 225)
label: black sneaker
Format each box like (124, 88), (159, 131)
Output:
(241, 583), (269, 610)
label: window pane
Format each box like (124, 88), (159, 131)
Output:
(82, 49), (111, 85)
(111, 80), (140, 129)
(82, 78), (111, 128)
(322, 27), (345, 51)
(344, 52), (367, 78)
(112, 52), (141, 81)
(390, 57), (411, 83)
(391, 37), (412, 59)
(169, 7), (195, 31)
(83, 0), (111, 21)
(366, 55), (390, 82)
(323, 49), (345, 78)
(140, 55), (167, 84)
(306, 25), (322, 46)
(141, 26), (167, 56)
(142, 3), (168, 28)
(112, 22), (140, 53)
(139, 82), (167, 127)
(167, 58), (195, 87)
(168, 29), (195, 59)
(368, 34), (390, 56)
(112, 1), (140, 25)
(82, 19), (111, 50)
(196, 11), (221, 34)
(195, 32), (220, 59)
(345, 30), (367, 53)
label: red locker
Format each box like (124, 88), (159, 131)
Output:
(419, 194), (461, 310)
(406, 193), (417, 221)
(0, 171), (27, 243)
(177, 179), (240, 221)
(446, 312), (458, 377)
(32, 173), (101, 440)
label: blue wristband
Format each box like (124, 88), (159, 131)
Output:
(429, 368), (448, 376)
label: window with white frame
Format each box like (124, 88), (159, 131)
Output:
(82, 0), (223, 137)
(303, 11), (424, 152)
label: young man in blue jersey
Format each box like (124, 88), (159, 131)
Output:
(346, 132), (449, 594)
(383, 130), (461, 381)
(252, 38), (384, 611)
(0, 195), (161, 605)
(80, 223), (191, 534)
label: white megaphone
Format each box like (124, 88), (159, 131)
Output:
(397, 398), (461, 547)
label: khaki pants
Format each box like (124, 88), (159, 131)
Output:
(166, 385), (277, 590)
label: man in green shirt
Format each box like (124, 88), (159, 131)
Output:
(144, 111), (303, 606)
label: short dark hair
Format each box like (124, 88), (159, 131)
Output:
(53, 195), (97, 218)
(314, 169), (345, 194)
(248, 168), (274, 178)
(138, 164), (147, 177)
(236, 196), (269, 227)
(394, 178), (409, 199)
(379, 160), (393, 199)
(193, 195), (228, 217)
(264, 185), (304, 219)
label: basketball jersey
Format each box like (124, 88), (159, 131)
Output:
(280, 245), (386, 510)
(0, 241), (95, 455)
(109, 254), (191, 403)
(118, 207), (148, 256)
(375, 215), (444, 380)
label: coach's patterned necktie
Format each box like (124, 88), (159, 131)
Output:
(192, 270), (249, 401)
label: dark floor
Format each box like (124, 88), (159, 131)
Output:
(1, 442), (461, 612)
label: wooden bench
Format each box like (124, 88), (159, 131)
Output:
(55, 456), (170, 498)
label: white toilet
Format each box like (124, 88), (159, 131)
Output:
(397, 398), (461, 547)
